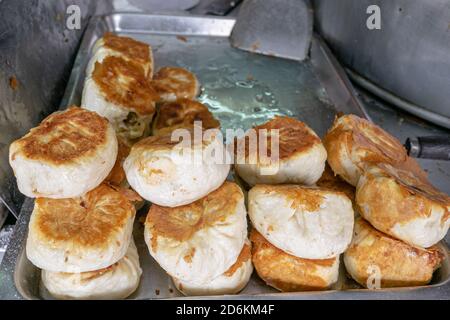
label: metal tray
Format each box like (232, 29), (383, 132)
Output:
(0, 13), (448, 300)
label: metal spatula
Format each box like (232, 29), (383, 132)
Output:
(230, 0), (313, 61)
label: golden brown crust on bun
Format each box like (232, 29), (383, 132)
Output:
(34, 184), (135, 247)
(153, 99), (220, 136)
(10, 106), (109, 165)
(145, 181), (243, 252)
(356, 163), (449, 247)
(250, 229), (338, 292)
(224, 242), (252, 277)
(317, 164), (355, 204)
(92, 56), (158, 116)
(152, 67), (199, 102)
(105, 138), (131, 186)
(237, 116), (322, 160)
(103, 32), (151, 73)
(344, 218), (444, 288)
(324, 114), (427, 185)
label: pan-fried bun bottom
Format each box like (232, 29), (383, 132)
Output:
(26, 184), (136, 273)
(9, 107), (118, 199)
(248, 184), (354, 259)
(250, 230), (339, 292)
(344, 218), (444, 288)
(234, 117), (327, 187)
(41, 240), (142, 300)
(172, 240), (253, 296)
(144, 182), (248, 284)
(323, 114), (427, 186)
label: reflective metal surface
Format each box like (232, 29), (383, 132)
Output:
(230, 0), (312, 61)
(0, 0), (113, 217)
(346, 69), (450, 129)
(0, 13), (448, 300)
(313, 0), (450, 129)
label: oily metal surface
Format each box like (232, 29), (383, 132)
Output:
(1, 13), (448, 300)
(0, 0), (113, 218)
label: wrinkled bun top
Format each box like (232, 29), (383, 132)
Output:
(324, 114), (427, 185)
(31, 184), (135, 249)
(152, 67), (199, 102)
(356, 163), (449, 247)
(365, 163), (449, 208)
(92, 56), (158, 116)
(249, 184), (354, 259)
(102, 32), (152, 74)
(146, 181), (244, 251)
(130, 126), (222, 153)
(9, 106), (111, 165)
(153, 99), (220, 136)
(26, 183), (136, 272)
(144, 181), (247, 283)
(236, 116), (322, 161)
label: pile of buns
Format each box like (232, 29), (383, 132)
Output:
(324, 115), (448, 288)
(9, 106), (142, 299)
(8, 32), (449, 299)
(235, 116), (354, 291)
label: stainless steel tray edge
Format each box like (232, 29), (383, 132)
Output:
(1, 12), (449, 300)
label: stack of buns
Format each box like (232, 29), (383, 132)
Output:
(82, 33), (158, 144)
(9, 106), (142, 299)
(235, 116), (355, 291)
(84, 34), (253, 296)
(143, 182), (252, 296)
(131, 135), (253, 296)
(324, 114), (448, 288)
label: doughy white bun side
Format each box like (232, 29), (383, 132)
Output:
(82, 77), (129, 125)
(235, 142), (327, 186)
(41, 240), (142, 300)
(326, 135), (360, 186)
(124, 132), (230, 207)
(391, 211), (450, 248)
(356, 164), (450, 248)
(9, 108), (118, 199)
(172, 240), (253, 296)
(248, 185), (354, 259)
(26, 185), (136, 273)
(144, 182), (248, 283)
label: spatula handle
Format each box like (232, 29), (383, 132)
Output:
(405, 136), (450, 160)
